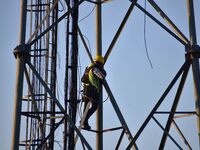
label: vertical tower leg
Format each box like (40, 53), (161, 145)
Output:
(12, 0), (27, 149)
(187, 0), (200, 146)
(96, 0), (103, 149)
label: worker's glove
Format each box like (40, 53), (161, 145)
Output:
(93, 68), (105, 80)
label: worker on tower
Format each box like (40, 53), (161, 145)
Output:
(81, 55), (106, 130)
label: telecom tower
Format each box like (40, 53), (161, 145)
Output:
(12, 0), (200, 149)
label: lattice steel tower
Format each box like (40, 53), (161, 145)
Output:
(12, 0), (200, 149)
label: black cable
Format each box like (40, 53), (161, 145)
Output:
(103, 95), (109, 103)
(77, 40), (85, 119)
(78, 5), (96, 23)
(58, 0), (65, 12)
(78, 51), (82, 99)
(144, 0), (153, 69)
(81, 33), (93, 56)
(50, 0), (64, 12)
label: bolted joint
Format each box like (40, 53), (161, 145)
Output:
(185, 44), (200, 60)
(185, 44), (200, 52)
(13, 44), (31, 59)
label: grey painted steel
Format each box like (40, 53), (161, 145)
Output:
(12, 1), (199, 149)
(126, 61), (190, 149)
(134, 3), (187, 46)
(49, 2), (58, 148)
(148, 0), (189, 45)
(187, 0), (200, 146)
(155, 111), (196, 115)
(12, 0), (27, 149)
(36, 115), (67, 150)
(78, 26), (94, 64)
(24, 67), (47, 149)
(152, 117), (183, 149)
(172, 120), (192, 150)
(104, 0), (186, 63)
(26, 60), (92, 150)
(24, 67), (41, 119)
(102, 79), (138, 150)
(104, 1), (137, 63)
(67, 0), (79, 148)
(96, 0), (103, 149)
(116, 129), (125, 149)
(27, 0), (59, 44)
(159, 59), (190, 149)
(29, 0), (85, 46)
(64, 1), (70, 149)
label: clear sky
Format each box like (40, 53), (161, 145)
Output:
(1, 0), (200, 149)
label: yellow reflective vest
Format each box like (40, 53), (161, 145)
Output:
(88, 68), (100, 92)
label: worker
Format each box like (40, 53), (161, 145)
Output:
(81, 55), (106, 130)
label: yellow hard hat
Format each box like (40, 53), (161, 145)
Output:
(94, 55), (104, 64)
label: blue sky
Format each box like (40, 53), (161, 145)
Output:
(1, 0), (200, 149)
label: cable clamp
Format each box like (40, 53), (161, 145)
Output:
(13, 44), (30, 59)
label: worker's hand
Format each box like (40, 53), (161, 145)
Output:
(93, 68), (106, 80)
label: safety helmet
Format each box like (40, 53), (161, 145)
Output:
(94, 55), (104, 64)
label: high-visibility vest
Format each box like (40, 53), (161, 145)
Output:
(88, 68), (100, 92)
